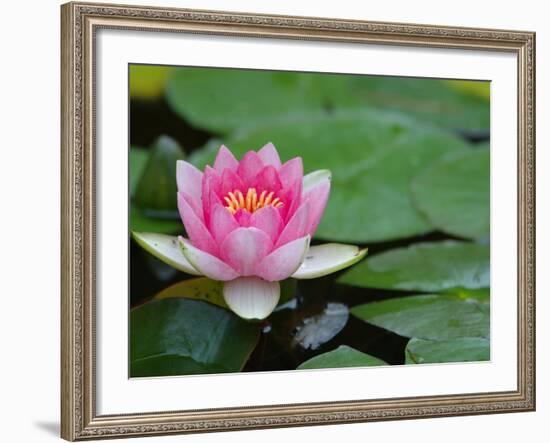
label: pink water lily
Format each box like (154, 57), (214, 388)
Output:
(133, 143), (367, 320)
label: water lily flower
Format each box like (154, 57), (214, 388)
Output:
(133, 143), (367, 320)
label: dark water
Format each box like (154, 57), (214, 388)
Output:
(129, 98), (489, 371)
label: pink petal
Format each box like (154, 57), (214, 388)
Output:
(253, 165), (283, 194)
(280, 179), (303, 223)
(257, 142), (282, 169)
(201, 166), (221, 224)
(275, 201), (309, 248)
(220, 227), (273, 276)
(178, 192), (219, 256)
(237, 151), (264, 187)
(209, 204), (239, 245)
(176, 160), (203, 202)
(256, 235), (310, 281)
(234, 208), (251, 227)
(250, 205), (283, 243)
(179, 237), (238, 281)
(213, 145), (239, 172)
(220, 168), (245, 197)
(304, 179), (331, 235)
(223, 277), (280, 320)
(279, 157), (303, 188)
(179, 191), (204, 222)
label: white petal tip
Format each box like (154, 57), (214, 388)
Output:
(291, 243), (368, 279)
(223, 277), (280, 320)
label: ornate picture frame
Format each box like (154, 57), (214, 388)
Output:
(61, 1), (535, 440)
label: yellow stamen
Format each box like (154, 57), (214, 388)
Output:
(223, 187), (283, 214)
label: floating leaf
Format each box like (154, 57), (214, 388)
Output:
(411, 147), (489, 239)
(348, 76), (490, 132)
(298, 345), (387, 370)
(338, 241), (489, 292)
(166, 68), (333, 133)
(448, 287), (490, 304)
(134, 135), (186, 215)
(405, 337), (490, 364)
(130, 298), (259, 377)
(192, 109), (469, 242)
(351, 294), (489, 340)
(293, 303), (349, 350)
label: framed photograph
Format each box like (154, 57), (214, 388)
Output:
(61, 1), (535, 440)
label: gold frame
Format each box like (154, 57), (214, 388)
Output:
(61, 1), (536, 440)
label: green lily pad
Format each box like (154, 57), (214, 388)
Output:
(338, 241), (489, 292)
(191, 109), (470, 243)
(411, 147), (489, 240)
(351, 294), (489, 340)
(347, 76), (490, 132)
(166, 68), (338, 134)
(448, 287), (490, 304)
(130, 298), (259, 377)
(405, 337), (490, 364)
(297, 345), (387, 370)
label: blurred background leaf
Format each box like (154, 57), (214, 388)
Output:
(130, 65), (175, 100)
(130, 135), (185, 235)
(134, 135), (185, 215)
(129, 146), (149, 196)
(130, 298), (259, 377)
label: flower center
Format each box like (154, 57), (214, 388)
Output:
(223, 188), (283, 215)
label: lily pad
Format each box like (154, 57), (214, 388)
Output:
(348, 76), (490, 132)
(297, 345), (387, 370)
(338, 241), (489, 292)
(405, 337), (490, 364)
(166, 68), (337, 134)
(130, 298), (259, 377)
(191, 109), (470, 242)
(411, 147), (490, 240)
(351, 294), (489, 340)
